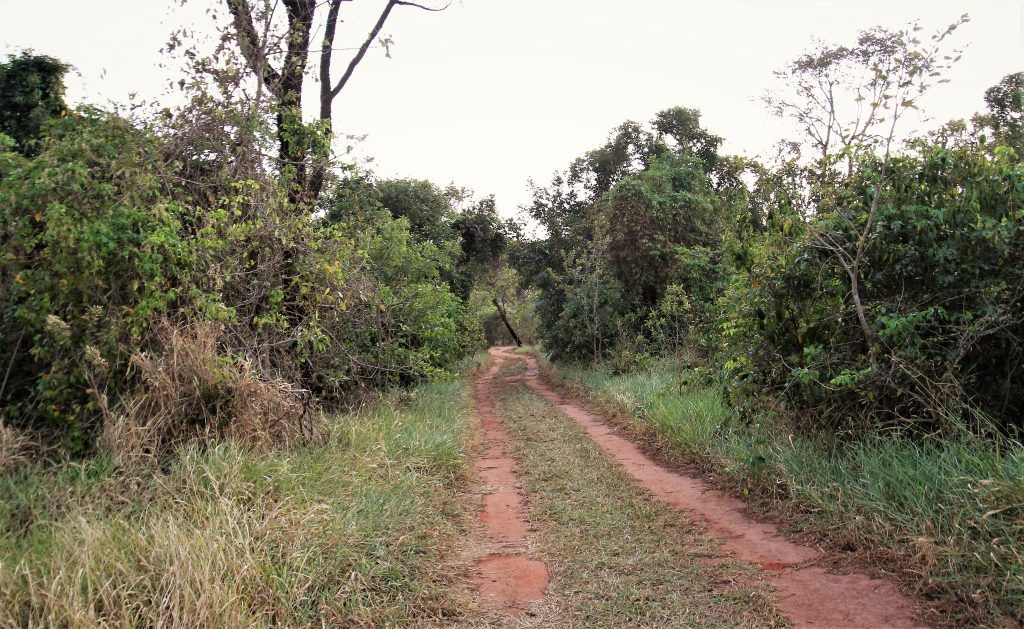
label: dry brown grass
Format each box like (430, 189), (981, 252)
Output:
(0, 375), (476, 627)
(0, 421), (39, 473)
(101, 322), (318, 467)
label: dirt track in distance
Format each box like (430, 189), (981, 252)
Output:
(466, 358), (548, 617)
(472, 346), (927, 628)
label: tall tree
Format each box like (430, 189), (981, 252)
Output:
(0, 52), (68, 156)
(977, 71), (1024, 152)
(225, 0), (446, 206)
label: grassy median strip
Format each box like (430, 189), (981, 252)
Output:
(556, 364), (1024, 626)
(493, 382), (785, 628)
(0, 378), (474, 627)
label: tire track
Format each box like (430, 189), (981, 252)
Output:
(467, 356), (548, 617)
(497, 347), (926, 628)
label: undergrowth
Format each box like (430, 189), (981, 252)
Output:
(0, 375), (476, 626)
(552, 360), (1024, 626)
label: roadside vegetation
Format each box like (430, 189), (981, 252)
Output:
(0, 5), (519, 461)
(0, 3), (506, 625)
(0, 374), (476, 625)
(510, 19), (1024, 625)
(551, 362), (1024, 625)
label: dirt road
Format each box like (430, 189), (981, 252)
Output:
(465, 346), (925, 627)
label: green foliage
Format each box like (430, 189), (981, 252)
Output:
(977, 71), (1024, 152)
(0, 62), (486, 455)
(320, 175), (510, 302)
(551, 223), (625, 362)
(651, 106), (723, 171)
(521, 20), (1024, 438)
(720, 142), (1024, 430)
(180, 179), (476, 402)
(0, 110), (200, 451)
(0, 52), (69, 156)
(376, 178), (456, 243)
(332, 213), (476, 387)
(448, 196), (510, 299)
(603, 153), (720, 309)
(468, 265), (538, 346)
(765, 18), (967, 162)
(523, 108), (726, 360)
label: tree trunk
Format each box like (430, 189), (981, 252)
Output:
(227, 0), (446, 206)
(492, 298), (522, 347)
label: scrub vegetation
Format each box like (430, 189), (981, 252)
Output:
(512, 16), (1024, 625)
(2, 2), (1022, 625)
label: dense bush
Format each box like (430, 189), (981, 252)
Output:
(0, 111), (202, 452)
(517, 21), (1024, 435)
(0, 58), (489, 457)
(720, 143), (1024, 431)
(524, 108), (729, 363)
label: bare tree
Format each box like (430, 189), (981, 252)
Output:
(766, 18), (967, 171)
(225, 0), (447, 206)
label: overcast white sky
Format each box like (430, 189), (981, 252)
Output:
(2, 0), (1022, 217)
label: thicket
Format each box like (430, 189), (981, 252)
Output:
(0, 8), (506, 459)
(514, 19), (1024, 622)
(519, 19), (1024, 436)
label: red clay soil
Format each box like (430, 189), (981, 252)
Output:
(468, 358), (549, 615)
(495, 347), (927, 628)
(470, 555), (549, 607)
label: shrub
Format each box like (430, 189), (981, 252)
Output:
(720, 143), (1024, 431)
(0, 106), (481, 457)
(0, 110), (201, 452)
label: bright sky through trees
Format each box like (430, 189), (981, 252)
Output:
(1, 0), (1021, 217)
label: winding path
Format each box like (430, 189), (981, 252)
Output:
(468, 346), (926, 627)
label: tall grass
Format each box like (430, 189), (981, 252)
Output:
(555, 363), (1024, 625)
(0, 378), (474, 627)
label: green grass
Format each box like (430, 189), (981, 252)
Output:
(553, 362), (1024, 626)
(494, 382), (785, 627)
(0, 378), (476, 627)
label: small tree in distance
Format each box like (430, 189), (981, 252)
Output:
(766, 17), (968, 352)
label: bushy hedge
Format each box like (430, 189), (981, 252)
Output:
(0, 107), (481, 455)
(521, 99), (1024, 433)
(720, 143), (1024, 431)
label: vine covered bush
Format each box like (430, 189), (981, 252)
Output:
(0, 62), (487, 457)
(720, 143), (1024, 431)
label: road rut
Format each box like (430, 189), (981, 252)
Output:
(479, 346), (926, 628)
